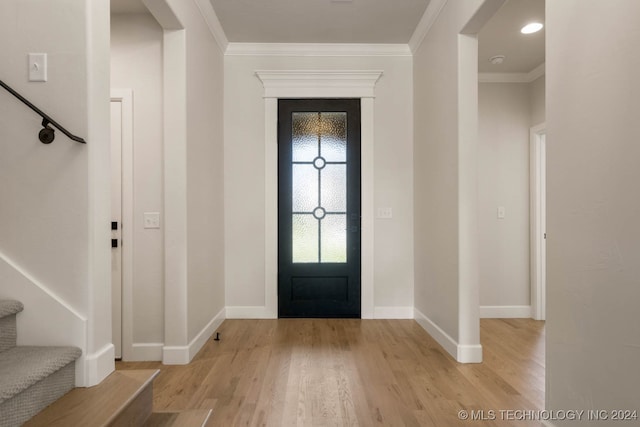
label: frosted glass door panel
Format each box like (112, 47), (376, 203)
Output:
(292, 214), (318, 263)
(319, 113), (347, 162)
(292, 113), (319, 161)
(292, 164), (318, 212)
(321, 215), (347, 262)
(320, 164), (346, 212)
(291, 111), (348, 264)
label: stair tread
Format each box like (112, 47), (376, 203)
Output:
(144, 409), (212, 427)
(0, 346), (81, 402)
(0, 300), (23, 319)
(24, 369), (160, 427)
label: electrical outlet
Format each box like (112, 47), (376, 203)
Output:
(144, 212), (160, 229)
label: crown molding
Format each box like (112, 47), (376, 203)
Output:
(226, 43), (411, 57)
(478, 73), (530, 83)
(192, 0), (229, 52)
(527, 62), (546, 81)
(409, 0), (448, 53)
(255, 70), (383, 98)
(478, 62), (545, 83)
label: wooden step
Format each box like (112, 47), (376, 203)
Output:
(24, 369), (159, 427)
(144, 409), (212, 427)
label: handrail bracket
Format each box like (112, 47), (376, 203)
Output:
(0, 79), (87, 145)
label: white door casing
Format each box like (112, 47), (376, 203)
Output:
(255, 70), (381, 319)
(110, 90), (134, 359)
(110, 100), (122, 359)
(530, 123), (546, 320)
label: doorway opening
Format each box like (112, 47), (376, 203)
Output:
(474, 0), (546, 321)
(110, 4), (166, 361)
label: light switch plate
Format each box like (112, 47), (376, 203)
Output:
(497, 206), (506, 219)
(377, 207), (393, 219)
(144, 212), (160, 229)
(28, 53), (47, 82)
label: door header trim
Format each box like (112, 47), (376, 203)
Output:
(255, 70), (383, 99)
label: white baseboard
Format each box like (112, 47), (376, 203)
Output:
(162, 345), (189, 365)
(413, 308), (482, 363)
(227, 305), (415, 319)
(163, 306), (225, 365)
(84, 343), (115, 387)
(188, 307), (225, 361)
(480, 305), (532, 318)
(374, 306), (414, 319)
(457, 344), (483, 363)
(131, 343), (163, 361)
(0, 252), (92, 385)
(413, 308), (459, 360)
(226, 305), (276, 319)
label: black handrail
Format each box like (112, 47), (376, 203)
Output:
(0, 79), (86, 144)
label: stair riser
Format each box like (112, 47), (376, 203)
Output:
(0, 315), (17, 353)
(0, 362), (75, 427)
(109, 382), (153, 427)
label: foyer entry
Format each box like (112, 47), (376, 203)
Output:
(278, 99), (361, 318)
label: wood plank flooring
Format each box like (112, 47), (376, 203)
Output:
(144, 409), (212, 426)
(117, 319), (545, 427)
(25, 369), (159, 427)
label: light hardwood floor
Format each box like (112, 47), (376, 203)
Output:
(117, 319), (545, 426)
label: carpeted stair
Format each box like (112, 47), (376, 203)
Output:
(0, 300), (81, 427)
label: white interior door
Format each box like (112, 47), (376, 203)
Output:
(110, 101), (123, 359)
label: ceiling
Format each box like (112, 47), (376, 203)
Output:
(478, 0), (545, 73)
(208, 0), (430, 44)
(111, 0), (544, 75)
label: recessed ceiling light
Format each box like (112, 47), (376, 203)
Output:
(521, 22), (544, 34)
(489, 55), (506, 65)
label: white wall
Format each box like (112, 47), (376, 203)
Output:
(182, 3), (226, 343)
(224, 54), (414, 315)
(529, 75), (545, 126)
(110, 13), (165, 347)
(87, 0), (114, 387)
(141, 0), (226, 362)
(0, 0), (90, 320)
(546, 1), (640, 424)
(413, 0), (483, 357)
(0, 0), (112, 385)
(478, 83), (531, 313)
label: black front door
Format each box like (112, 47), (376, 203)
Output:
(278, 99), (361, 318)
